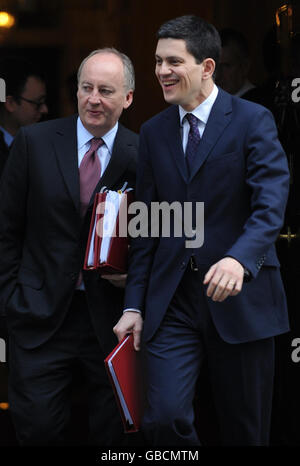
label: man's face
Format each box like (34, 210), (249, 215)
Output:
(216, 44), (246, 94)
(14, 76), (48, 126)
(155, 38), (207, 111)
(77, 53), (133, 137)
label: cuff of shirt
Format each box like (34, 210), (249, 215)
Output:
(123, 308), (142, 314)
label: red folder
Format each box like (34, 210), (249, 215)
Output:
(84, 190), (134, 274)
(104, 334), (144, 433)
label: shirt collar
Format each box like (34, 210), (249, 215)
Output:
(179, 84), (219, 125)
(0, 126), (14, 147)
(77, 117), (118, 154)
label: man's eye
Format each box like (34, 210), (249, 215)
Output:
(100, 89), (113, 96)
(82, 85), (92, 92)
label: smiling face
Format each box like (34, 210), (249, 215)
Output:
(155, 38), (215, 111)
(77, 53), (133, 137)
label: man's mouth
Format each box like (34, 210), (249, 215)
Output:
(88, 109), (102, 116)
(161, 79), (179, 89)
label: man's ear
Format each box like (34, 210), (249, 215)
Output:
(4, 95), (18, 113)
(202, 58), (216, 80)
(123, 90), (133, 109)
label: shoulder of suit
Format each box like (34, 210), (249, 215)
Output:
(141, 105), (177, 131)
(229, 91), (272, 117)
(21, 114), (77, 138)
(117, 123), (139, 145)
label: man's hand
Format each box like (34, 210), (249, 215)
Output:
(101, 274), (127, 288)
(113, 311), (143, 351)
(203, 257), (244, 302)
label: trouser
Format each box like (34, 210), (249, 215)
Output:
(8, 291), (124, 446)
(142, 267), (275, 446)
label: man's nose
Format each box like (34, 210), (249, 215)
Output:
(159, 62), (172, 75)
(88, 91), (101, 104)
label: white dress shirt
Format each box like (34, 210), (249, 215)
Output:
(179, 84), (219, 152)
(77, 117), (118, 175)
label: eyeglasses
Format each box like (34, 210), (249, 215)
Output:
(17, 96), (47, 111)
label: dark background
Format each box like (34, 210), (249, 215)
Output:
(0, 0), (290, 128)
(0, 0), (300, 447)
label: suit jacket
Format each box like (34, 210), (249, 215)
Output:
(0, 114), (138, 352)
(0, 130), (9, 178)
(124, 88), (290, 344)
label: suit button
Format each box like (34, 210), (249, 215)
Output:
(70, 272), (77, 281)
(181, 262), (186, 270)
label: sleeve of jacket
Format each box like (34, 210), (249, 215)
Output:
(225, 107), (290, 278)
(0, 128), (29, 314)
(124, 125), (158, 315)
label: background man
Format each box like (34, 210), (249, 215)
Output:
(0, 48), (138, 445)
(0, 57), (48, 411)
(114, 15), (289, 446)
(216, 28), (256, 97)
(0, 57), (48, 177)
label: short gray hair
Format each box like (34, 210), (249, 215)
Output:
(77, 48), (135, 93)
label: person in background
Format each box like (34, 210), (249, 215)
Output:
(0, 57), (48, 177)
(216, 27), (255, 97)
(0, 57), (48, 413)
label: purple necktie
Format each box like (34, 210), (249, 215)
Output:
(79, 137), (103, 217)
(185, 113), (201, 175)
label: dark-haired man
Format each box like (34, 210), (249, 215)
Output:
(0, 58), (48, 409)
(0, 57), (48, 176)
(216, 28), (255, 97)
(114, 15), (289, 446)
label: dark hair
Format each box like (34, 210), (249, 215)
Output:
(0, 57), (45, 103)
(219, 28), (249, 61)
(157, 15), (221, 69)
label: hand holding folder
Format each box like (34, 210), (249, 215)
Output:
(104, 334), (144, 433)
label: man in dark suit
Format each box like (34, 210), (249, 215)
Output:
(0, 48), (138, 445)
(0, 58), (48, 411)
(114, 16), (290, 446)
(216, 28), (255, 98)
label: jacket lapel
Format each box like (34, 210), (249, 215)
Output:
(163, 106), (189, 184)
(52, 115), (80, 213)
(87, 124), (134, 209)
(189, 88), (233, 180)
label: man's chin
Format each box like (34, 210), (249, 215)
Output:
(162, 92), (179, 105)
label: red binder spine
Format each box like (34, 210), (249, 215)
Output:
(83, 192), (100, 270)
(94, 192), (106, 268)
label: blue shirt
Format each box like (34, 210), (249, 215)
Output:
(0, 126), (14, 148)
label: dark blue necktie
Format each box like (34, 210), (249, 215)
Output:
(185, 113), (201, 175)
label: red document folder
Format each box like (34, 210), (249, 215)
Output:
(104, 334), (144, 433)
(84, 190), (134, 274)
